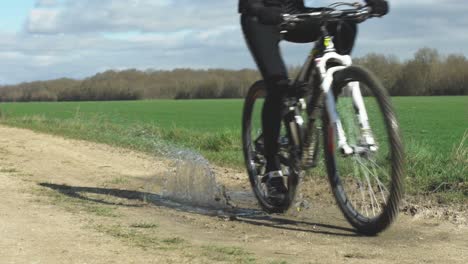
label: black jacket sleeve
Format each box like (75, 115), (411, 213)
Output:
(239, 0), (284, 14)
(239, 1), (310, 15)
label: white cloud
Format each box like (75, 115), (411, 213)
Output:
(28, 9), (61, 33)
(0, 26), (250, 84)
(26, 0), (237, 34)
(0, 0), (465, 84)
(35, 0), (59, 7)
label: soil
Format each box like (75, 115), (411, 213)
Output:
(0, 125), (466, 264)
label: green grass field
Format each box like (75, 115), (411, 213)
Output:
(0, 96), (466, 199)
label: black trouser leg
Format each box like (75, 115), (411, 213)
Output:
(241, 15), (288, 172)
(261, 79), (289, 172)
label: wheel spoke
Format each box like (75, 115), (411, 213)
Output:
(360, 158), (390, 202)
(353, 157), (368, 216)
(372, 164), (388, 204)
(368, 160), (389, 204)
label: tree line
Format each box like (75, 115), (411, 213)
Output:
(0, 48), (466, 102)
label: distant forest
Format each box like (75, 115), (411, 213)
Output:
(0, 48), (466, 102)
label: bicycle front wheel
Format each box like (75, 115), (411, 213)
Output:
(323, 66), (404, 235)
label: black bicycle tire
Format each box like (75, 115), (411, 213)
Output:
(322, 66), (404, 235)
(242, 81), (299, 213)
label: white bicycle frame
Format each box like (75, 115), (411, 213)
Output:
(315, 41), (376, 155)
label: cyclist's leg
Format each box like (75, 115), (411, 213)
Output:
(283, 18), (357, 55)
(332, 21), (357, 55)
(241, 14), (288, 173)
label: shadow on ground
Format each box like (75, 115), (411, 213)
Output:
(39, 182), (359, 237)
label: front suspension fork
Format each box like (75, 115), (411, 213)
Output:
(325, 81), (377, 155)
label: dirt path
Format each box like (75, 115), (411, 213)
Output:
(0, 125), (466, 264)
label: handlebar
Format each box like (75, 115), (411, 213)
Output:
(280, 4), (374, 33)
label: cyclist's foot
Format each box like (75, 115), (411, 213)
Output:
(262, 170), (288, 204)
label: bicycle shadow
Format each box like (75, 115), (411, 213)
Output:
(39, 182), (360, 237)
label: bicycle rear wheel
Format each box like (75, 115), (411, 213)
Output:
(242, 81), (299, 213)
(323, 66), (404, 235)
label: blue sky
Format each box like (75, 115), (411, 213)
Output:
(0, 1), (35, 32)
(0, 0), (467, 84)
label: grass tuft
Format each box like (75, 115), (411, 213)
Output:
(202, 245), (256, 263)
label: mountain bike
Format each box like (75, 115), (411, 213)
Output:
(242, 3), (404, 235)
